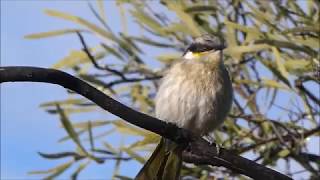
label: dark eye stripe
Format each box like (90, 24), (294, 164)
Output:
(187, 43), (225, 53)
(188, 43), (212, 52)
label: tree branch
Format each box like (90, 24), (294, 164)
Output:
(0, 66), (292, 180)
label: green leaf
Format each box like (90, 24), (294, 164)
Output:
(56, 104), (88, 156)
(156, 53), (180, 64)
(88, 121), (95, 150)
(166, 1), (201, 37)
(121, 147), (146, 164)
(25, 29), (87, 39)
(184, 5), (217, 13)
(260, 58), (291, 88)
(130, 8), (164, 35)
(278, 149), (290, 157)
(78, 74), (110, 90)
(129, 36), (176, 48)
(284, 59), (313, 74)
(272, 47), (289, 79)
(226, 44), (271, 54)
(58, 129), (86, 143)
(114, 175), (133, 180)
(236, 79), (289, 90)
(46, 107), (96, 114)
(29, 161), (73, 179)
(52, 48), (106, 69)
(225, 20), (262, 36)
(96, 0), (107, 23)
(262, 79), (290, 90)
(40, 98), (88, 107)
(100, 43), (125, 61)
(86, 128), (116, 141)
(162, 23), (193, 34)
(44, 9), (116, 42)
(38, 152), (83, 160)
(103, 141), (118, 154)
(112, 120), (152, 137)
(71, 120), (112, 129)
(71, 161), (90, 180)
(129, 134), (160, 150)
(44, 161), (73, 180)
(283, 26), (320, 35)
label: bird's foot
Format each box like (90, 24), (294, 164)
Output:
(203, 134), (221, 156)
(215, 143), (220, 156)
(203, 134), (214, 144)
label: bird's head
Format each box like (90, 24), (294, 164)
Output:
(183, 34), (226, 63)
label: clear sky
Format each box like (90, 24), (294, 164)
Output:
(1, 1), (142, 179)
(1, 0), (318, 180)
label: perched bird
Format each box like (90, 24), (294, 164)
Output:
(135, 34), (233, 180)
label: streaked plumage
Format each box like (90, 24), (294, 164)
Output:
(136, 35), (233, 180)
(156, 51), (233, 135)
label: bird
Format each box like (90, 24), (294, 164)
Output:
(135, 34), (233, 180)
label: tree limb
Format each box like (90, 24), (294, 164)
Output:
(0, 66), (292, 180)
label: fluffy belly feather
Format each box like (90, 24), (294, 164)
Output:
(155, 60), (232, 135)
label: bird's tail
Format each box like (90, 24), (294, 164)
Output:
(135, 138), (183, 180)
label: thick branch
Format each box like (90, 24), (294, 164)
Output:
(0, 66), (292, 180)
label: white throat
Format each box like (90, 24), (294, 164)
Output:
(183, 51), (195, 60)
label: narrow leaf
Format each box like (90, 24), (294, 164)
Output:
(25, 29), (87, 39)
(56, 104), (88, 156)
(29, 161), (73, 177)
(71, 161), (90, 180)
(88, 121), (95, 150)
(121, 147), (146, 164)
(44, 9), (116, 42)
(43, 161), (73, 180)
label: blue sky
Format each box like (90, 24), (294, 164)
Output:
(1, 0), (318, 180)
(1, 1), (143, 179)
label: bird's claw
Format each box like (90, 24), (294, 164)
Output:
(215, 143), (220, 156)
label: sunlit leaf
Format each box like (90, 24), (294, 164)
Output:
(29, 161), (73, 179)
(71, 120), (112, 129)
(46, 107), (96, 114)
(130, 8), (164, 35)
(103, 141), (118, 154)
(166, 1), (201, 37)
(121, 147), (146, 164)
(52, 48), (106, 69)
(40, 98), (88, 107)
(96, 0), (107, 23)
(44, 9), (117, 42)
(59, 129), (86, 143)
(259, 58), (291, 88)
(130, 134), (160, 150)
(272, 47), (289, 80)
(156, 53), (180, 64)
(112, 120), (152, 137)
(25, 29), (88, 39)
(284, 59), (313, 74)
(130, 36), (177, 48)
(184, 5), (217, 13)
(278, 149), (290, 157)
(56, 105), (88, 156)
(114, 175), (133, 180)
(71, 161), (90, 180)
(88, 121), (95, 150)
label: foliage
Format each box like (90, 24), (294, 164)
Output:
(25, 0), (319, 179)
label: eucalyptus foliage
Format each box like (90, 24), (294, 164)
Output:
(25, 0), (319, 179)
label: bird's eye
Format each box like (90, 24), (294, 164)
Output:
(188, 43), (214, 53)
